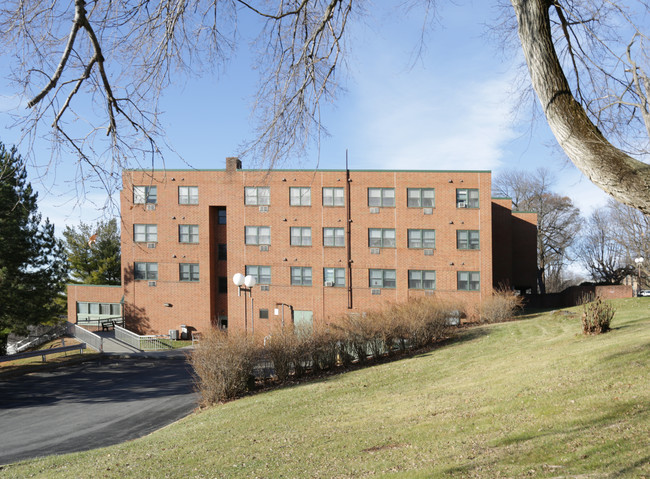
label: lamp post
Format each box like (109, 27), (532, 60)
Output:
(233, 273), (256, 334)
(634, 257), (644, 294)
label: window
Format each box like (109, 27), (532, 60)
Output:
(408, 270), (436, 290)
(457, 230), (480, 250)
(245, 226), (271, 245)
(133, 186), (157, 204)
(291, 267), (312, 286)
(323, 187), (344, 206)
(179, 186), (199, 205)
(259, 309), (269, 319)
(323, 227), (345, 247)
(368, 228), (396, 248)
(456, 188), (479, 208)
(218, 276), (228, 294)
(324, 267), (345, 287)
(217, 244), (227, 261)
(407, 188), (435, 208)
(76, 302), (121, 322)
(134, 262), (158, 280)
(368, 188), (395, 207)
(458, 271), (481, 291)
(180, 263), (200, 282)
(179, 225), (199, 243)
(408, 229), (436, 249)
(290, 187), (311, 206)
(246, 265), (271, 284)
(369, 269), (396, 288)
(134, 224), (157, 243)
(245, 186), (270, 205)
(217, 209), (227, 225)
(291, 227), (312, 246)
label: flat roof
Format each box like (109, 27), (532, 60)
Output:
(125, 168), (492, 173)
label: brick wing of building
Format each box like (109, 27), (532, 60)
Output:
(67, 158), (537, 336)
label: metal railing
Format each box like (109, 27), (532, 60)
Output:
(114, 325), (172, 351)
(67, 322), (104, 352)
(0, 343), (87, 363)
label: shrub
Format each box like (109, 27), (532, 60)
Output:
(191, 330), (260, 405)
(311, 325), (341, 371)
(480, 289), (524, 323)
(264, 329), (301, 382)
(582, 297), (615, 335)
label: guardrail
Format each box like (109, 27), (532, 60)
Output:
(114, 325), (172, 351)
(67, 322), (104, 352)
(0, 343), (87, 363)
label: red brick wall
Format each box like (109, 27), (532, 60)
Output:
(67, 284), (123, 323)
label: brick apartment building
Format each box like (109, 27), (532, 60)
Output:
(68, 158), (537, 336)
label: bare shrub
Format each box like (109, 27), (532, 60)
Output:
(582, 297), (615, 335)
(480, 289), (524, 323)
(311, 325), (342, 371)
(191, 330), (260, 406)
(264, 329), (301, 382)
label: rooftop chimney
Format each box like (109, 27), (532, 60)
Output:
(226, 157), (242, 172)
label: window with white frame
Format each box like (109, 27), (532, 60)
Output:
(457, 230), (480, 250)
(324, 267), (345, 287)
(369, 269), (396, 288)
(408, 229), (436, 249)
(456, 188), (479, 208)
(133, 224), (157, 242)
(245, 226), (271, 245)
(290, 227), (312, 246)
(408, 270), (436, 290)
(133, 186), (157, 204)
(458, 271), (480, 291)
(368, 228), (396, 248)
(245, 265), (271, 284)
(323, 227), (345, 247)
(178, 186), (199, 205)
(290, 187), (311, 206)
(244, 186), (270, 205)
(368, 187), (395, 207)
(179, 263), (200, 282)
(179, 225), (199, 243)
(134, 262), (158, 280)
(291, 267), (312, 286)
(407, 188), (435, 208)
(76, 302), (121, 322)
(322, 187), (344, 206)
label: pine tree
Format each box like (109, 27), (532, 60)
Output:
(63, 219), (121, 285)
(0, 142), (67, 355)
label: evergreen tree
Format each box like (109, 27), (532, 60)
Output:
(63, 219), (121, 285)
(0, 142), (67, 355)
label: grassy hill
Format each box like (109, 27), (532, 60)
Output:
(3, 298), (649, 478)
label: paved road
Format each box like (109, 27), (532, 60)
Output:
(0, 356), (198, 465)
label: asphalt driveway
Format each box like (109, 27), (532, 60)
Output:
(0, 356), (198, 465)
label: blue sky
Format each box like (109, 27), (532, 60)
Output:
(0, 1), (609, 230)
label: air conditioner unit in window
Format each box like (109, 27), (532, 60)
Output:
(423, 208), (433, 215)
(425, 290), (435, 296)
(259, 205), (269, 213)
(371, 289), (381, 295)
(457, 201), (467, 208)
(260, 284), (270, 291)
(370, 248), (380, 254)
(369, 207), (380, 214)
(259, 245), (269, 252)
(324, 281), (334, 287)
(424, 249), (434, 256)
(145, 204), (156, 211)
(147, 243), (157, 248)
(148, 281), (157, 287)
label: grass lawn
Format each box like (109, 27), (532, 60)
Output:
(2, 298), (649, 478)
(0, 338), (101, 376)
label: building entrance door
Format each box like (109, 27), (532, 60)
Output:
(293, 310), (313, 335)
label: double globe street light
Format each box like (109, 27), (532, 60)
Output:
(233, 273), (256, 335)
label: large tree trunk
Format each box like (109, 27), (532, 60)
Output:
(511, 0), (650, 214)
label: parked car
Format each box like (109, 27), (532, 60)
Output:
(638, 290), (650, 297)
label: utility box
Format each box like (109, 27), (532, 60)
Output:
(180, 325), (188, 340)
(169, 329), (179, 340)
